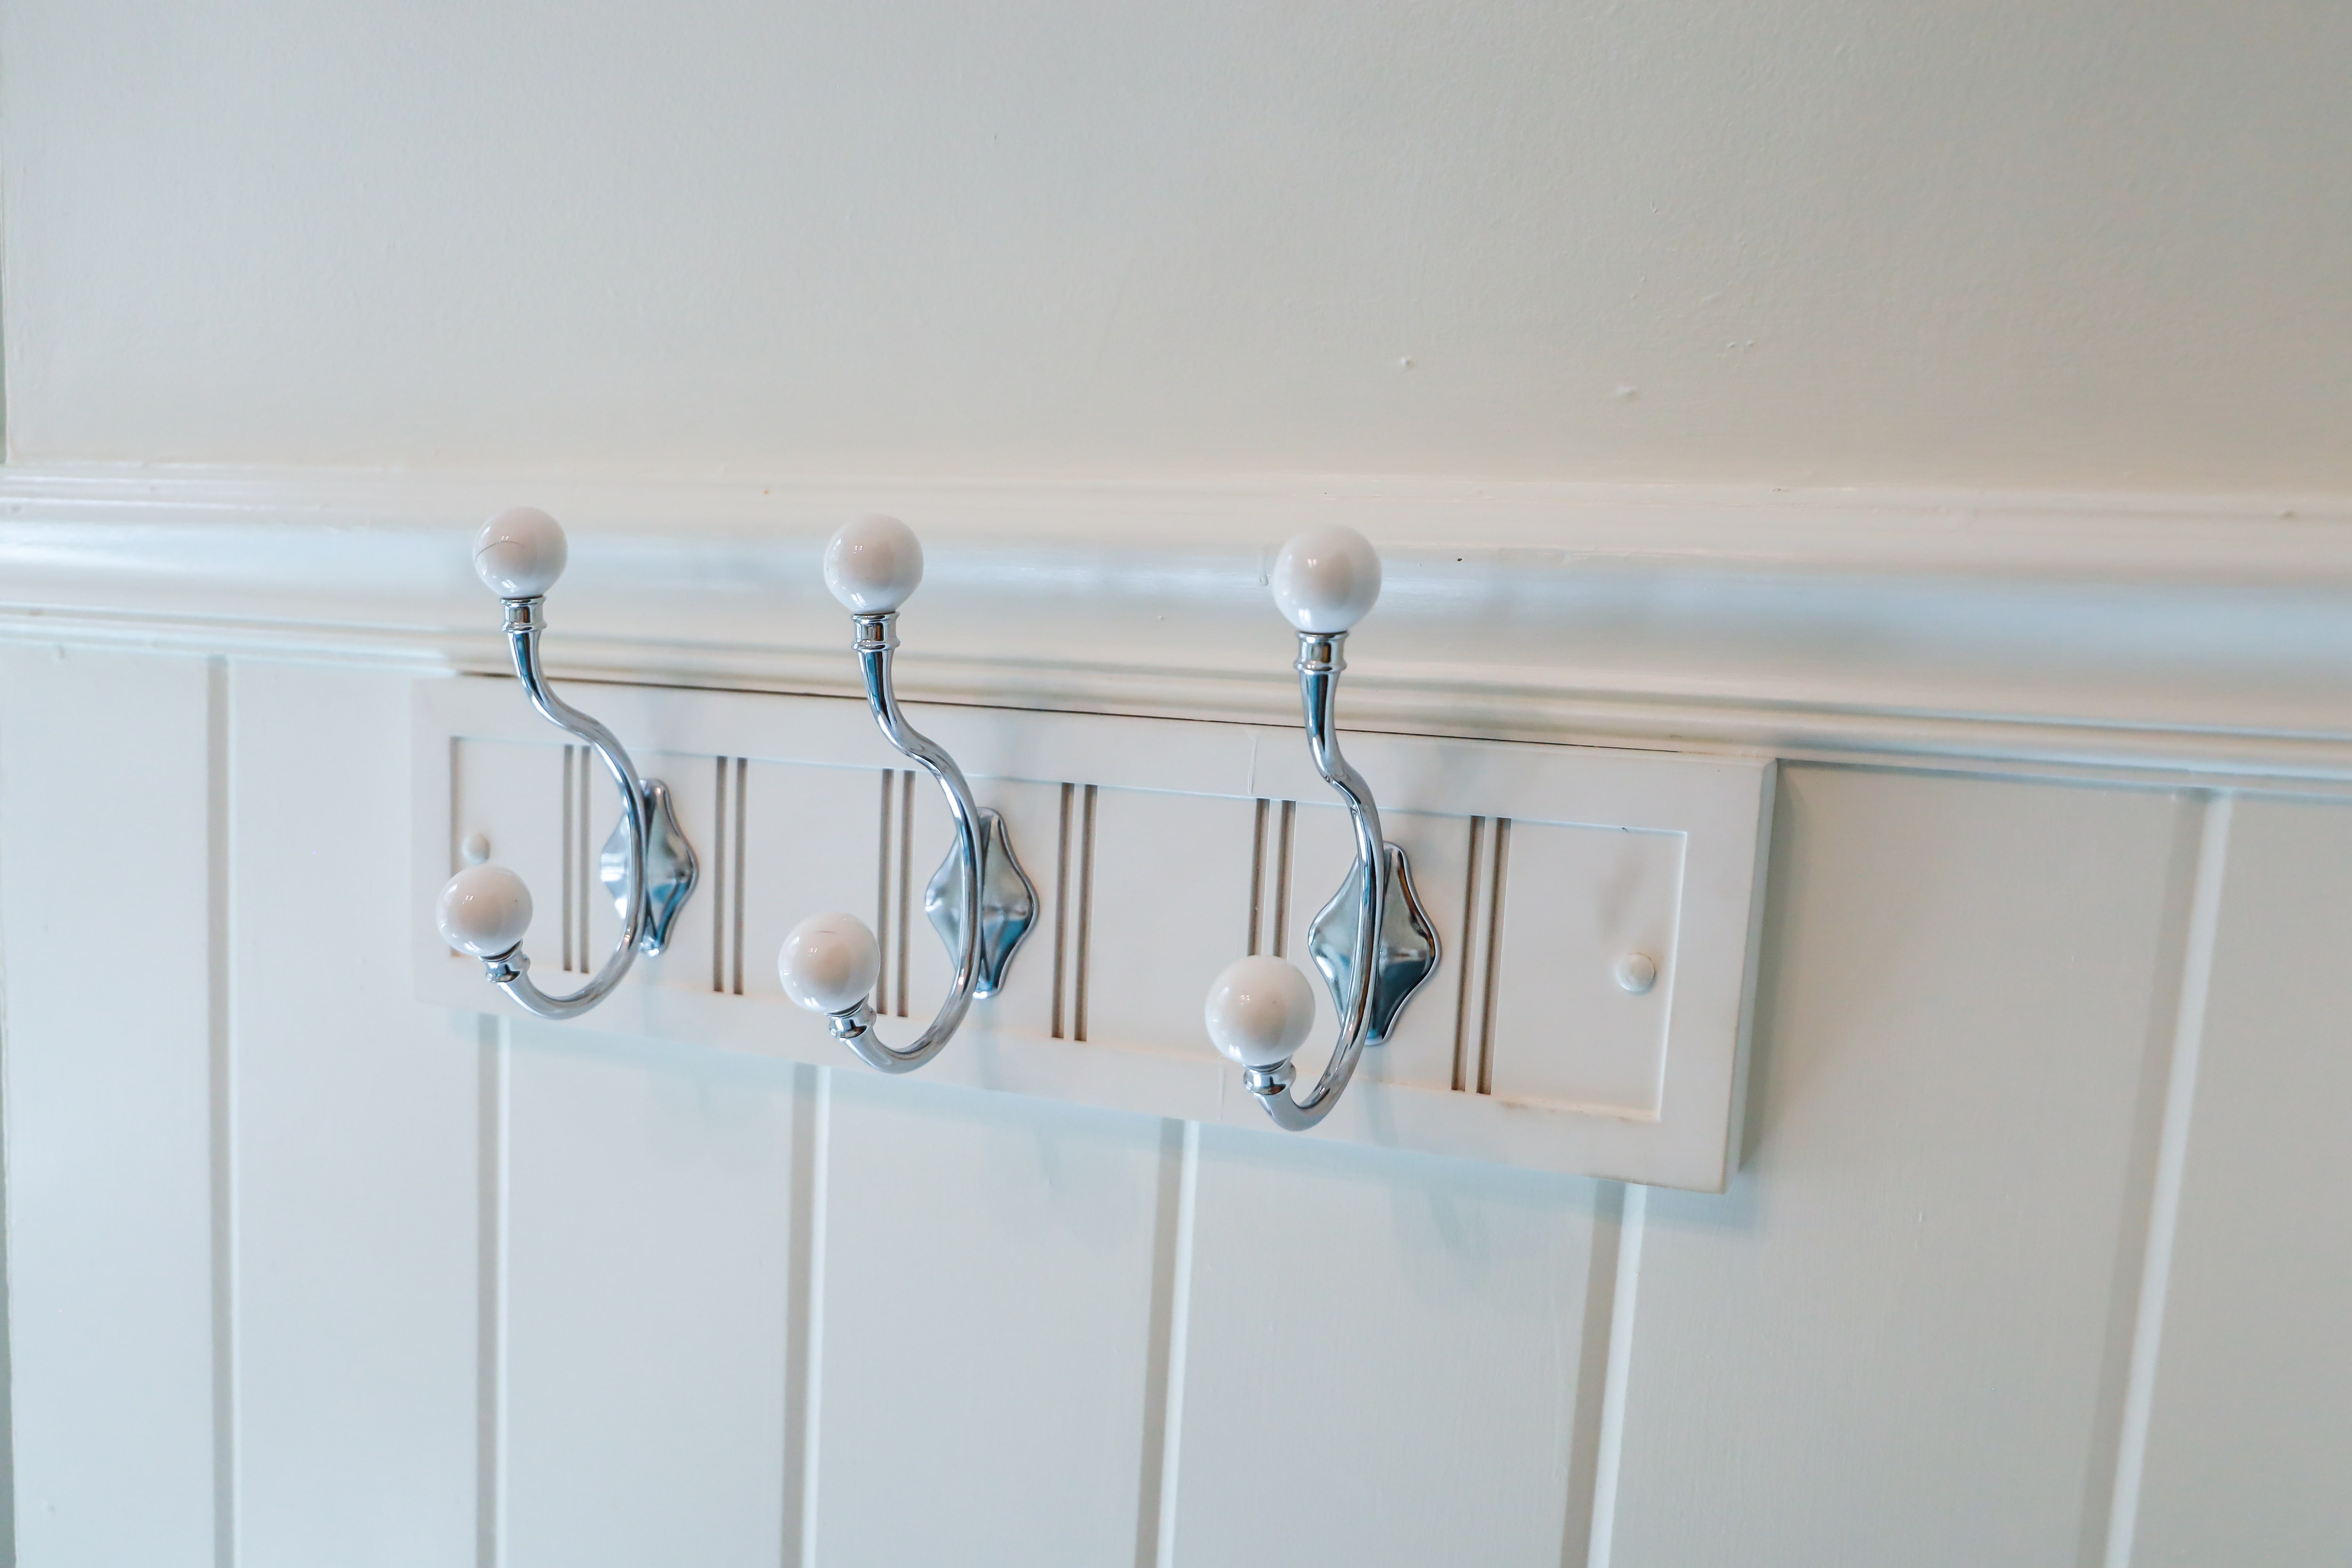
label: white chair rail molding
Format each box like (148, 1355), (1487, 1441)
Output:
(417, 506), (1775, 1190)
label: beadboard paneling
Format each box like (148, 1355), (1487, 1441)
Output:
(9, 649), (2352, 1566)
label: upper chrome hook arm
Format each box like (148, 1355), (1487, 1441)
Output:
(435, 509), (699, 1021)
(1245, 633), (1390, 1126)
(776, 517), (1036, 1073)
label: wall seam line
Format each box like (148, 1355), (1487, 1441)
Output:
(475, 1016), (508, 1568)
(205, 655), (237, 1568)
(1150, 1121), (1201, 1568)
(2102, 791), (2233, 1568)
(795, 1070), (834, 1568)
(1583, 1181), (1645, 1568)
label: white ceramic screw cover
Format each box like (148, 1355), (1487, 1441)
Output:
(779, 911), (883, 1013)
(1203, 955), (1319, 1068)
(823, 515), (925, 613)
(437, 864), (534, 956)
(474, 507), (569, 598)
(1269, 525), (1382, 633)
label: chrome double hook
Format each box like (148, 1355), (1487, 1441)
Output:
(435, 509), (700, 1018)
(775, 517), (1039, 1073)
(430, 508), (1432, 1129)
(430, 508), (1028, 1054)
(1203, 528), (1440, 1129)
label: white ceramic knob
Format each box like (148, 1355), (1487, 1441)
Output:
(824, 515), (924, 613)
(1270, 525), (1382, 634)
(779, 911), (882, 1014)
(474, 507), (568, 598)
(437, 864), (533, 957)
(1203, 955), (1319, 1069)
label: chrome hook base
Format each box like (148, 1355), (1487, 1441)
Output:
(437, 508), (703, 1023)
(1204, 526), (1438, 1131)
(924, 807), (1037, 999)
(778, 517), (1034, 1074)
(1306, 840), (1438, 1049)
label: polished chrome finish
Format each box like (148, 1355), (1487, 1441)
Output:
(1243, 1061), (1295, 1098)
(829, 610), (1030, 1073)
(599, 778), (695, 955)
(1247, 629), (1439, 1130)
(1307, 840), (1439, 1048)
(826, 997), (879, 1043)
(924, 807), (1037, 999)
(471, 595), (699, 1019)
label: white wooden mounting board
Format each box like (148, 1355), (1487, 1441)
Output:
(414, 675), (1774, 1189)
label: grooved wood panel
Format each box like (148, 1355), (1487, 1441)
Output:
(1606, 768), (2199, 1568)
(0, 647), (220, 1568)
(226, 663), (481, 1568)
(2131, 797), (2352, 1566)
(1166, 1128), (1608, 1568)
(808, 1075), (1170, 1568)
(501, 1024), (799, 1568)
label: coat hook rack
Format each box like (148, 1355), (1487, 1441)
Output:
(778, 516), (1038, 1073)
(1203, 527), (1439, 1129)
(435, 508), (699, 1017)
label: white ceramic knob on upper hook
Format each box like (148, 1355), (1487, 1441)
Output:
(474, 507), (569, 598)
(1270, 525), (1382, 634)
(437, 864), (534, 957)
(824, 515), (924, 613)
(1204, 955), (1319, 1069)
(779, 911), (883, 1014)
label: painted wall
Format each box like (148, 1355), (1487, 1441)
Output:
(4, 2), (2352, 1565)
(4, 0), (2349, 487)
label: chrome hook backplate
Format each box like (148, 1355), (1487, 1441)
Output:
(923, 807), (1038, 998)
(1307, 840), (1438, 1048)
(600, 778), (699, 956)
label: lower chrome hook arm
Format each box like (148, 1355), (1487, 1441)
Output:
(436, 508), (699, 1020)
(1204, 526), (1438, 1129)
(778, 516), (1035, 1073)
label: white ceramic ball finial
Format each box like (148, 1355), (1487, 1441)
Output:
(824, 515), (925, 613)
(437, 864), (534, 957)
(1269, 525), (1382, 634)
(1203, 955), (1319, 1069)
(474, 507), (569, 598)
(779, 912), (883, 1014)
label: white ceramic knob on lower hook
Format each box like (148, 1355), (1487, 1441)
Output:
(824, 515), (925, 613)
(1270, 525), (1382, 634)
(475, 507), (569, 598)
(437, 864), (534, 957)
(779, 912), (883, 1014)
(1204, 955), (1319, 1069)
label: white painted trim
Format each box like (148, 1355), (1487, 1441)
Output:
(8, 463), (2352, 780)
(414, 677), (1772, 1188)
